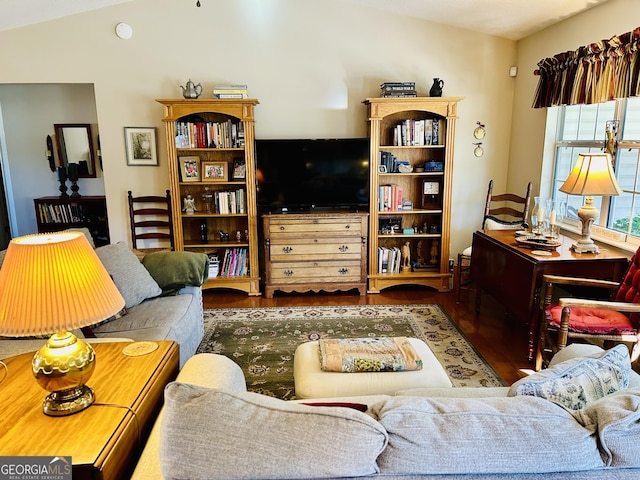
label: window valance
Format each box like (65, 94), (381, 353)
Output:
(533, 27), (640, 108)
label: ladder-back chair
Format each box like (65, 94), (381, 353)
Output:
(128, 190), (175, 251)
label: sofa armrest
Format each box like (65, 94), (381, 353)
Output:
(176, 354), (247, 391)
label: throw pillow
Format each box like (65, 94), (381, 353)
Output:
(95, 242), (161, 308)
(368, 395), (603, 475)
(508, 344), (630, 411)
(160, 383), (387, 480)
(141, 250), (208, 296)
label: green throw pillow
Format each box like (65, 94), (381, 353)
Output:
(508, 344), (630, 411)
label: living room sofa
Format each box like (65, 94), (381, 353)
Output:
(0, 236), (207, 368)
(132, 343), (640, 479)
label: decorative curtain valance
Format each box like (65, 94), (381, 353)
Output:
(533, 27), (640, 108)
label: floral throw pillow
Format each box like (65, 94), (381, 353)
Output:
(508, 344), (630, 411)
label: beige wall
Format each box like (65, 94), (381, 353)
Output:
(510, 0), (640, 199)
(0, 0), (517, 256)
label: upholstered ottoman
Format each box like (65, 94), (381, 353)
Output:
(293, 338), (452, 399)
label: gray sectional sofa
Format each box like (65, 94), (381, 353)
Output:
(0, 238), (207, 368)
(133, 343), (640, 479)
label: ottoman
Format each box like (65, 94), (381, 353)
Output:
(293, 337), (452, 399)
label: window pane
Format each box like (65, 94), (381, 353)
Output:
(560, 102), (615, 141)
(622, 97), (640, 140)
(609, 149), (640, 234)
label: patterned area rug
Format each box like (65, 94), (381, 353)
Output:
(197, 304), (504, 400)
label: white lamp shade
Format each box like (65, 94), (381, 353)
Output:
(559, 153), (623, 196)
(0, 232), (125, 337)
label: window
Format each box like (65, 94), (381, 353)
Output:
(548, 98), (640, 245)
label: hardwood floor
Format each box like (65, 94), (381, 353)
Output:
(202, 285), (534, 385)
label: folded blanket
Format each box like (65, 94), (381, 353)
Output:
(318, 337), (423, 373)
(142, 251), (209, 296)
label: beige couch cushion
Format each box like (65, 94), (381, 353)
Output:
(160, 382), (388, 480)
(368, 395), (603, 475)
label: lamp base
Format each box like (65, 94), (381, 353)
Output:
(571, 240), (600, 254)
(43, 385), (95, 416)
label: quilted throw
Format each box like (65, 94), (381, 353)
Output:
(319, 337), (423, 372)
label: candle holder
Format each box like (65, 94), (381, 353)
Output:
(57, 166), (69, 198)
(67, 163), (81, 198)
(544, 199), (566, 238)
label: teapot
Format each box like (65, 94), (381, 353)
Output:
(180, 79), (203, 99)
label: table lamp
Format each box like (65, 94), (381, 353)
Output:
(0, 232), (125, 416)
(559, 152), (623, 253)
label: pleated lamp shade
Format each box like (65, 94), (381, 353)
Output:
(0, 232), (125, 337)
(559, 153), (623, 197)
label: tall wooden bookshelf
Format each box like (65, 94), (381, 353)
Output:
(364, 96), (463, 293)
(157, 98), (261, 295)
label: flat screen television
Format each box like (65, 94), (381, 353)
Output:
(255, 138), (370, 212)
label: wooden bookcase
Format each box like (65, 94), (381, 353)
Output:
(34, 195), (110, 246)
(157, 98), (261, 295)
(364, 97), (463, 293)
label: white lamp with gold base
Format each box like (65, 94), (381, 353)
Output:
(0, 232), (125, 416)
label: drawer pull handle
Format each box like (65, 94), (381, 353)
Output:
(284, 270), (294, 277)
(338, 245), (349, 252)
(345, 225), (351, 229)
(338, 268), (349, 275)
(282, 246), (293, 253)
(280, 226), (286, 231)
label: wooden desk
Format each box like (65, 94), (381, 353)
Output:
(0, 341), (179, 480)
(470, 230), (629, 362)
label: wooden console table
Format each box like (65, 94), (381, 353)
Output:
(0, 341), (179, 480)
(470, 230), (629, 363)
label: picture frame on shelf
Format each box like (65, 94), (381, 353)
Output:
(179, 156), (200, 182)
(202, 161), (227, 182)
(232, 157), (246, 180)
(124, 127), (158, 166)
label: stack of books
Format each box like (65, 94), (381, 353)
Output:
(380, 82), (417, 98)
(213, 84), (249, 99)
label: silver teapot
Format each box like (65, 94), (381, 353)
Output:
(180, 79), (203, 99)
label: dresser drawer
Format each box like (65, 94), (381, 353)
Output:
(269, 238), (362, 261)
(268, 217), (364, 237)
(270, 260), (362, 283)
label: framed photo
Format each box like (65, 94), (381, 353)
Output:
(124, 127), (158, 166)
(378, 165), (387, 173)
(232, 157), (246, 180)
(202, 161), (227, 182)
(179, 156), (201, 182)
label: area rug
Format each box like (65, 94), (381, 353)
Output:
(197, 304), (504, 400)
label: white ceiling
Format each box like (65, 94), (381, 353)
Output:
(0, 0), (609, 40)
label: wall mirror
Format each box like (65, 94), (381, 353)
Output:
(54, 123), (96, 178)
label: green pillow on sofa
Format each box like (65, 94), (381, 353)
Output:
(142, 251), (208, 296)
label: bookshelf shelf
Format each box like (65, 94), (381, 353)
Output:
(157, 98), (261, 296)
(364, 96), (463, 292)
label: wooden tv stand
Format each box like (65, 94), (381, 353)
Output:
(262, 212), (368, 298)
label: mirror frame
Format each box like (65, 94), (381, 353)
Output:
(54, 123), (97, 178)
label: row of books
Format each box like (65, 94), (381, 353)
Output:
(392, 119), (440, 146)
(213, 84), (249, 99)
(219, 247), (249, 277)
(380, 151), (410, 173)
(214, 189), (246, 214)
(378, 184), (404, 212)
(380, 82), (417, 98)
(37, 202), (82, 224)
(175, 119), (245, 149)
(377, 246), (403, 273)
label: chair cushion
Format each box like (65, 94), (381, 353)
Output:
(546, 304), (636, 335)
(615, 245), (640, 327)
(483, 216), (523, 230)
(508, 344), (630, 411)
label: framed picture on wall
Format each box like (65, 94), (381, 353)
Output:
(179, 156), (201, 182)
(124, 127), (159, 166)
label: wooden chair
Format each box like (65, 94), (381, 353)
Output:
(128, 190), (175, 251)
(536, 247), (638, 371)
(455, 180), (532, 302)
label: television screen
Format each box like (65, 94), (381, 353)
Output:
(255, 138), (370, 212)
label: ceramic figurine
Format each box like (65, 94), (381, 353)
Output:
(183, 194), (196, 214)
(429, 78), (444, 97)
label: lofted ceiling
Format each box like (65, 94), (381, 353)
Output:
(0, 0), (609, 40)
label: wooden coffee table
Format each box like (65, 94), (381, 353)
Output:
(0, 340), (179, 480)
